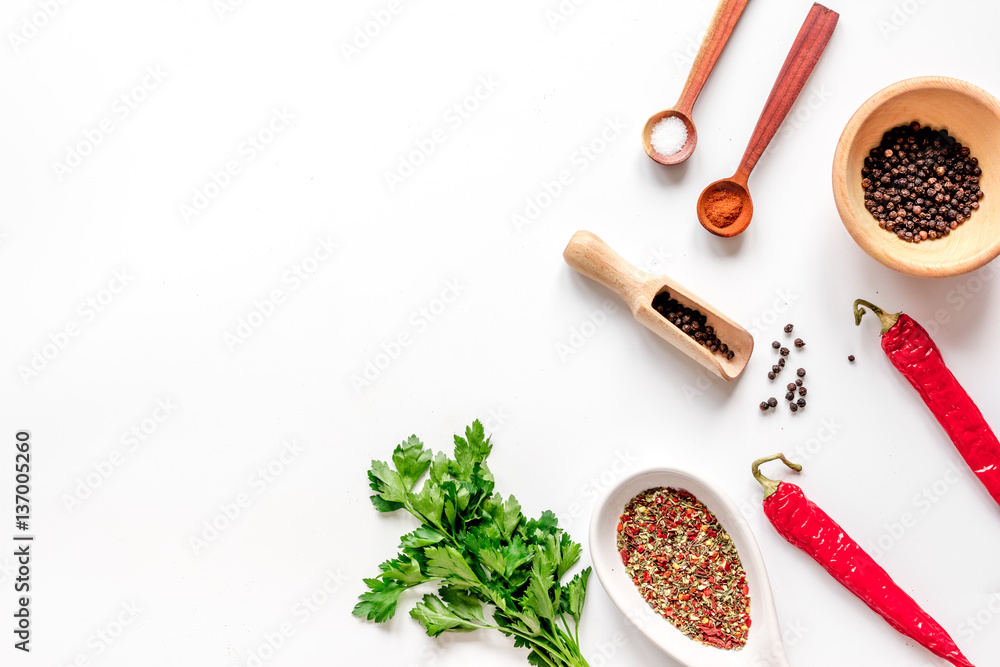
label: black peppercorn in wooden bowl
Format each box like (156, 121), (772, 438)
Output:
(833, 77), (1000, 278)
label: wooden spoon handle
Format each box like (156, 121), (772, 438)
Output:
(675, 0), (751, 116)
(735, 3), (838, 181)
(563, 231), (649, 308)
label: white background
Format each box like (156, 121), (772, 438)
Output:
(3, 1), (1000, 666)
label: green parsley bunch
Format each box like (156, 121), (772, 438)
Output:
(353, 420), (592, 667)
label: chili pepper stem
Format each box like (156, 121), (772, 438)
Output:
(752, 454), (803, 500)
(853, 298), (901, 335)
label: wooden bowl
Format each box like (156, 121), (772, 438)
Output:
(833, 77), (1000, 277)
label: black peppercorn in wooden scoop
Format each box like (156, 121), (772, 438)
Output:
(563, 231), (753, 381)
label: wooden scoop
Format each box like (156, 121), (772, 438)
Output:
(563, 231), (753, 381)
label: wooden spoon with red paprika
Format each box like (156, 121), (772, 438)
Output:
(753, 454), (976, 667)
(854, 298), (1000, 508)
(697, 3), (838, 237)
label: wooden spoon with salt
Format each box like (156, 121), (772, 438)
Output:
(698, 3), (839, 237)
(642, 0), (751, 165)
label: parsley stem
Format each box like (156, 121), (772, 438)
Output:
(487, 614), (581, 666)
(510, 629), (586, 667)
(526, 646), (559, 667)
(560, 617), (576, 648)
(558, 620), (585, 663)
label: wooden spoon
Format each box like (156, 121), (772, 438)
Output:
(698, 2), (839, 236)
(642, 0), (751, 165)
(563, 231), (753, 381)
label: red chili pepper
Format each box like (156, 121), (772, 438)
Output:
(752, 454), (975, 667)
(855, 299), (1000, 506)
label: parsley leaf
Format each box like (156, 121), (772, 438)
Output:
(453, 421), (491, 479)
(525, 561), (555, 622)
(488, 493), (522, 541)
(399, 526), (444, 551)
(410, 594), (486, 636)
(439, 587), (486, 623)
(353, 578), (410, 623)
(367, 461), (408, 512)
(410, 482), (446, 531)
(563, 568), (591, 624)
(425, 545), (481, 589)
(377, 556), (425, 586)
(393, 435), (431, 488)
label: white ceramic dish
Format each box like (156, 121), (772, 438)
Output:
(589, 467), (790, 667)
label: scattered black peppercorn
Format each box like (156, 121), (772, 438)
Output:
(848, 354), (855, 362)
(762, 324), (817, 416)
(652, 291), (733, 356)
(768, 397), (778, 408)
(862, 122), (984, 243)
(760, 401), (769, 412)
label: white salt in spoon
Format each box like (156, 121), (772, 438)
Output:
(642, 0), (750, 165)
(590, 467), (792, 667)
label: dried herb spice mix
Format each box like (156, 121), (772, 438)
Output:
(617, 487), (751, 650)
(863, 122), (984, 242)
